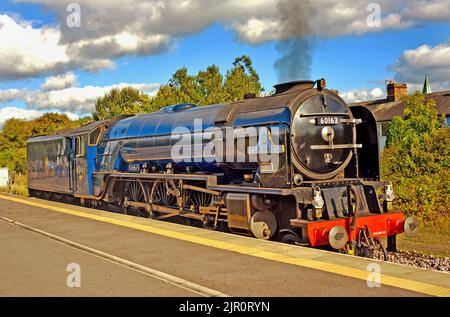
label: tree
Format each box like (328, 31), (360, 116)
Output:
(382, 92), (450, 229)
(148, 68), (200, 110)
(195, 65), (226, 105)
(0, 113), (83, 174)
(224, 55), (262, 102)
(93, 86), (151, 120)
(75, 116), (94, 127)
(31, 113), (78, 136)
(0, 118), (32, 151)
(148, 55), (263, 110)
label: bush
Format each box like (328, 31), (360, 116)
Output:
(0, 113), (88, 178)
(382, 92), (450, 231)
(10, 174), (29, 196)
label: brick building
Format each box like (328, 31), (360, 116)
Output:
(349, 79), (450, 151)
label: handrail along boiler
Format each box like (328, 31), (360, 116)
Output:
(26, 79), (418, 256)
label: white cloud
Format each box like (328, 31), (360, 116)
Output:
(403, 0), (450, 21)
(0, 107), (44, 128)
(25, 82), (160, 113)
(41, 72), (76, 91)
(1, 0), (447, 81)
(0, 66), (160, 126)
(340, 87), (384, 103)
(0, 12), (167, 81)
(234, 18), (282, 44)
(390, 41), (450, 90)
(0, 89), (22, 102)
(232, 0), (446, 43)
(0, 14), (69, 81)
(0, 72), (161, 114)
(0, 106), (80, 129)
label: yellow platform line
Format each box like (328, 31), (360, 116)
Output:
(1, 194), (449, 297)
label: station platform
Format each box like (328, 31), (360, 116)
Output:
(0, 193), (448, 297)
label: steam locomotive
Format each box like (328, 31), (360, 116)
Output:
(27, 79), (418, 257)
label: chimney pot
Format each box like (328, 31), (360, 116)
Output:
(387, 81), (407, 102)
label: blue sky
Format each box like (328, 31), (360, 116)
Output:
(0, 0), (449, 125)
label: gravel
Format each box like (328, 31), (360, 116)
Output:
(373, 249), (450, 272)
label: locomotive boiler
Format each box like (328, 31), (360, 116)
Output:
(27, 79), (418, 257)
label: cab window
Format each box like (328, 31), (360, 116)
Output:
(89, 126), (102, 146)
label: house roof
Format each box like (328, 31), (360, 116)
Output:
(349, 90), (450, 122)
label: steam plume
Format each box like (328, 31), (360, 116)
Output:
(274, 0), (316, 83)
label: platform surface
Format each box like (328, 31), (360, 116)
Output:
(0, 193), (449, 297)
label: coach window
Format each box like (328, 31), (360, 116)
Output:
(75, 136), (86, 157)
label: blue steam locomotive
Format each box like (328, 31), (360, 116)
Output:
(27, 79), (418, 257)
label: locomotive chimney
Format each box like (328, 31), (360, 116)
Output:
(274, 80), (315, 94)
(244, 93), (256, 99)
(386, 81), (407, 102)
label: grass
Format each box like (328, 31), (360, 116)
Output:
(395, 228), (450, 258)
(0, 173), (29, 197)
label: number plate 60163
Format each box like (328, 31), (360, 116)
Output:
(315, 117), (340, 125)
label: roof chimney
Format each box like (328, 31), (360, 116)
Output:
(386, 81), (407, 102)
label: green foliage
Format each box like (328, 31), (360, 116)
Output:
(0, 113), (83, 174)
(10, 173), (29, 197)
(149, 55), (263, 110)
(75, 116), (95, 126)
(223, 55), (262, 102)
(93, 86), (152, 120)
(91, 56), (263, 118)
(382, 92), (450, 230)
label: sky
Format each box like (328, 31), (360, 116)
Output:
(0, 0), (450, 127)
